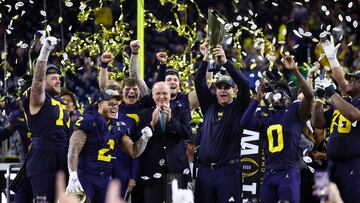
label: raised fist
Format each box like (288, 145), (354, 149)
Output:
(130, 40), (141, 54)
(41, 36), (58, 51)
(101, 52), (114, 64)
(156, 52), (168, 64)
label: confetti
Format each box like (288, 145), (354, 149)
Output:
(338, 14), (343, 22)
(346, 16), (351, 22)
(326, 25), (331, 31)
(15, 2), (24, 10)
(236, 15), (242, 21)
(29, 0), (34, 4)
(319, 31), (328, 38)
(21, 10), (26, 16)
(46, 25), (52, 32)
(58, 16), (63, 23)
(68, 25), (73, 31)
(272, 2), (279, 6)
(16, 41), (23, 47)
(298, 27), (304, 35)
(348, 2), (353, 8)
(79, 3), (87, 11)
(249, 10), (254, 16)
(233, 22), (239, 27)
(325, 10), (330, 16)
(347, 41), (353, 47)
(65, 1), (73, 7)
(303, 31), (312, 37)
(20, 43), (28, 49)
(294, 2), (303, 6)
(333, 27), (341, 32)
(226, 37), (233, 45)
(321, 5), (327, 12)
(293, 44), (299, 49)
(250, 63), (257, 69)
(353, 20), (358, 28)
(40, 10), (46, 17)
(293, 29), (303, 38)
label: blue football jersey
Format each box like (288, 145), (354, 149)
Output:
(326, 98), (360, 161)
(256, 102), (304, 170)
(75, 110), (125, 175)
(23, 91), (70, 147)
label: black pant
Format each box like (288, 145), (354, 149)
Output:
(144, 185), (163, 203)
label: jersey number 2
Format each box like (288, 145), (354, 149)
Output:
(98, 139), (115, 162)
(267, 124), (284, 153)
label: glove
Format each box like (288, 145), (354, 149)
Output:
(315, 77), (336, 97)
(66, 171), (84, 194)
(172, 179), (194, 203)
(141, 126), (153, 141)
(38, 36), (59, 61)
(321, 35), (340, 68)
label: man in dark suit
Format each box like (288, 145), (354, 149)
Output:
(138, 81), (192, 203)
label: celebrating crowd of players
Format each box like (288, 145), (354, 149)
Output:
(1, 32), (360, 203)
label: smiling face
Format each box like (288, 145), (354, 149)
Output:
(98, 98), (119, 121)
(346, 77), (360, 97)
(45, 73), (61, 95)
(215, 83), (236, 106)
(165, 74), (180, 99)
(61, 94), (75, 113)
(123, 84), (140, 105)
(152, 82), (171, 107)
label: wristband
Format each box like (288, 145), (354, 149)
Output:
(307, 75), (313, 79)
(100, 61), (108, 69)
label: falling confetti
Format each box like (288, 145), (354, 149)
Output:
(40, 10), (46, 17)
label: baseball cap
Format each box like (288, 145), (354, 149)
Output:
(165, 68), (179, 77)
(97, 86), (122, 102)
(345, 71), (360, 81)
(46, 64), (61, 75)
(214, 75), (235, 88)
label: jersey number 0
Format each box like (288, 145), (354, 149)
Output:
(267, 124), (284, 153)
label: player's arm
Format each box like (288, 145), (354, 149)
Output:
(30, 37), (57, 115)
(322, 35), (348, 95)
(68, 129), (87, 172)
(306, 62), (320, 91)
(311, 100), (327, 129)
(98, 53), (113, 91)
(330, 93), (360, 122)
(66, 129), (86, 193)
(282, 54), (314, 122)
(240, 85), (264, 130)
(120, 127), (152, 158)
(129, 40), (149, 98)
(188, 71), (213, 111)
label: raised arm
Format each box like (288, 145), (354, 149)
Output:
(155, 52), (168, 82)
(306, 62), (320, 92)
(30, 37), (57, 115)
(282, 54), (314, 122)
(129, 40), (149, 98)
(120, 127), (152, 158)
(322, 35), (348, 95)
(195, 38), (214, 112)
(98, 52), (113, 90)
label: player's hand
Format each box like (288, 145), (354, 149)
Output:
(322, 35), (340, 60)
(56, 171), (78, 203)
(315, 77), (332, 89)
(256, 84), (265, 101)
(105, 179), (126, 203)
(66, 172), (84, 194)
(150, 106), (161, 129)
(162, 105), (172, 121)
(213, 45), (227, 65)
(172, 179), (194, 203)
(308, 62), (321, 77)
(130, 40), (141, 54)
(200, 37), (209, 60)
(141, 126), (153, 141)
(101, 53), (114, 64)
(40, 36), (58, 52)
(281, 52), (297, 71)
(127, 179), (136, 192)
(156, 52), (168, 64)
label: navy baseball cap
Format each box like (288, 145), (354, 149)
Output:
(165, 68), (179, 77)
(345, 71), (360, 81)
(97, 87), (122, 102)
(46, 64), (61, 75)
(214, 75), (235, 88)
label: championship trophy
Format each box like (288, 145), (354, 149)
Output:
(208, 8), (227, 71)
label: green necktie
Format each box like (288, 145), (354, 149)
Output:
(160, 111), (166, 133)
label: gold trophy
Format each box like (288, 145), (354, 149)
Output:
(208, 8), (227, 71)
